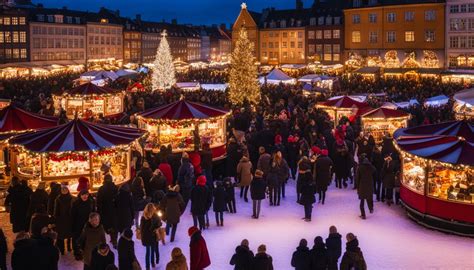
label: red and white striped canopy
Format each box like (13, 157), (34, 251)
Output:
(362, 107), (410, 119)
(58, 82), (121, 96)
(0, 105), (58, 134)
(138, 99), (229, 121)
(10, 118), (144, 153)
(318, 96), (369, 109)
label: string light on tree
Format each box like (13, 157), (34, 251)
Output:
(228, 27), (260, 105)
(152, 30), (176, 91)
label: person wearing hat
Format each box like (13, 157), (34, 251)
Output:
(355, 154), (376, 219)
(298, 160), (316, 222)
(71, 189), (95, 260)
(118, 228), (139, 270)
(90, 243), (115, 270)
(166, 247), (188, 270)
(191, 176), (212, 231)
(149, 169), (168, 196)
(287, 135), (300, 180)
(230, 239), (254, 270)
(236, 154), (253, 202)
(114, 184), (135, 239)
(97, 174), (119, 248)
(381, 153), (400, 206)
(340, 233), (366, 270)
(177, 152), (195, 208)
(188, 226), (211, 270)
(291, 239), (312, 270)
(250, 170), (266, 219)
(212, 181), (227, 226)
(138, 161), (154, 197)
(252, 244), (273, 270)
(5, 177), (32, 233)
(77, 176), (90, 192)
(80, 212), (106, 269)
(54, 185), (74, 255)
(160, 185), (185, 242)
(314, 149), (333, 205)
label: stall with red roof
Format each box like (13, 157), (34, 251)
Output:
(316, 96), (371, 127)
(53, 82), (125, 119)
(136, 99), (230, 159)
(361, 107), (410, 143)
(9, 118), (145, 190)
(394, 120), (474, 236)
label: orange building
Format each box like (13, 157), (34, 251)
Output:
(232, 3), (260, 59)
(344, 0), (445, 70)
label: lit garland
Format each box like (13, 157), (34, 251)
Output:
(152, 30), (176, 91)
(228, 28), (260, 105)
(136, 113), (230, 127)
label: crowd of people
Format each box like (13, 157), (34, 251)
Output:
(0, 69), (471, 270)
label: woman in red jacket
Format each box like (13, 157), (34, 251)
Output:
(188, 226), (210, 270)
(158, 158), (174, 187)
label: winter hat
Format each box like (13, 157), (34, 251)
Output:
(188, 226), (199, 237)
(311, 146), (321, 155)
(123, 228), (133, 239)
(153, 169), (162, 175)
(287, 135), (295, 143)
(77, 177), (89, 192)
(257, 244), (266, 253)
(196, 175), (207, 186)
(254, 170), (264, 178)
(241, 239), (249, 247)
(321, 149), (329, 156)
(171, 247), (183, 260)
(78, 189), (89, 196)
(299, 239), (308, 248)
(274, 135), (282, 145)
(104, 174), (113, 183)
(346, 233), (356, 242)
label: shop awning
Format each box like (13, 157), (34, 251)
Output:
(394, 120), (474, 142)
(424, 95), (449, 107)
(138, 99), (230, 121)
(318, 96), (369, 109)
(353, 67), (380, 74)
(0, 105), (58, 134)
(362, 107), (410, 119)
(454, 88), (474, 106)
(58, 82), (122, 96)
(259, 68), (296, 85)
(10, 118), (145, 153)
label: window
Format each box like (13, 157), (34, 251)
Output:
(297, 42), (303, 48)
(282, 42), (287, 48)
(309, 44), (315, 54)
(282, 52), (287, 58)
(19, 17), (26, 25)
(280, 20), (286, 28)
(387, 31), (396, 43)
(387, 13), (396, 23)
(20, 31), (26, 43)
(352, 31), (361, 43)
(12, 49), (19, 59)
(325, 16), (332, 25)
(290, 41), (295, 48)
(369, 13), (377, 23)
(3, 17), (10, 25)
(460, 36), (467, 48)
(4, 32), (11, 43)
(405, 11), (414, 22)
(353, 0), (362, 8)
(334, 17), (341, 25)
(333, 54), (340, 62)
(0, 32), (3, 43)
(450, 5), (459, 13)
(324, 30), (331, 39)
(66, 16), (72, 24)
(353, 14), (361, 24)
(324, 45), (332, 61)
(75, 17), (81, 24)
(47, 15), (54, 23)
(316, 30), (322, 39)
(469, 36), (474, 48)
(308, 31), (315, 39)
(310, 17), (316, 26)
(318, 17), (324, 25)
(55, 15), (63, 23)
(425, 30), (435, 42)
(316, 44), (322, 53)
(283, 32), (287, 38)
(12, 17), (18, 25)
(298, 32), (303, 38)
(469, 4), (474, 12)
(425, 10), (436, 21)
(460, 4), (467, 13)
(290, 32), (295, 38)
(20, 49), (27, 59)
(369, 31), (378, 43)
(333, 30), (340, 39)
(12, 31), (18, 43)
(405, 31), (415, 42)
(333, 44), (340, 53)
(268, 42), (273, 48)
(449, 36), (458, 48)
(469, 18), (474, 30)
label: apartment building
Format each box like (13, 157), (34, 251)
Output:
(445, 0), (474, 68)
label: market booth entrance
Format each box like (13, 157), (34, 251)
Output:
(394, 120), (474, 236)
(9, 118), (145, 191)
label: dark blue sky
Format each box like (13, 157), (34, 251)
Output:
(34, 0), (313, 26)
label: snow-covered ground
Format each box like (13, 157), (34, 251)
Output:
(2, 180), (473, 270)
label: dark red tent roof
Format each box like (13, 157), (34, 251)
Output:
(0, 105), (58, 134)
(138, 100), (229, 121)
(59, 82), (121, 96)
(396, 135), (474, 166)
(10, 118), (144, 153)
(394, 120), (474, 142)
(362, 107), (410, 119)
(318, 96), (369, 109)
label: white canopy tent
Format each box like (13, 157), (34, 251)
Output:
(453, 88), (474, 106)
(115, 69), (138, 77)
(176, 82), (201, 91)
(259, 68), (296, 85)
(424, 95), (449, 107)
(80, 70), (119, 81)
(201, 84), (228, 91)
(395, 99), (420, 108)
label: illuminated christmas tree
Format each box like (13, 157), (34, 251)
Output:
(152, 30), (176, 91)
(228, 27), (260, 105)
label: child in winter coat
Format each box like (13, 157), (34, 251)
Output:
(223, 177), (236, 213)
(212, 181), (227, 226)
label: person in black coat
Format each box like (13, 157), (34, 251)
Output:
(314, 150), (333, 205)
(298, 168), (316, 222)
(226, 138), (243, 178)
(71, 189), (95, 260)
(149, 169), (168, 196)
(291, 239), (312, 270)
(54, 185), (73, 255)
(47, 182), (61, 216)
(340, 233), (367, 270)
(90, 243), (115, 270)
(177, 153), (194, 208)
(35, 229), (60, 270)
(160, 185), (185, 242)
(11, 232), (35, 269)
(287, 136), (300, 179)
(191, 175), (212, 231)
(200, 143), (214, 189)
(355, 155), (376, 219)
(326, 226), (342, 270)
(250, 170), (266, 219)
(138, 162), (154, 197)
(213, 181), (227, 226)
(381, 154), (400, 206)
(252, 244), (273, 270)
(5, 177), (32, 233)
(131, 176), (149, 227)
(118, 229), (137, 270)
(27, 182), (49, 223)
(224, 177), (236, 213)
(230, 239), (254, 270)
(97, 175), (119, 248)
(114, 184), (135, 235)
(29, 204), (54, 238)
(371, 147), (384, 201)
(311, 236), (329, 270)
(0, 229), (7, 270)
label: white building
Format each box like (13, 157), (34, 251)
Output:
(446, 0), (474, 68)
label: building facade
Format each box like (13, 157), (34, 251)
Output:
(344, 0), (446, 69)
(0, 6), (29, 63)
(123, 18), (141, 64)
(445, 0), (474, 68)
(29, 8), (86, 65)
(232, 3), (260, 59)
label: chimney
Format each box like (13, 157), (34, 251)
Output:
(296, 0), (303, 10)
(135, 14), (141, 23)
(171, 18), (177, 25)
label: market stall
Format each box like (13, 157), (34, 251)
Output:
(361, 107), (410, 143)
(9, 118), (145, 191)
(53, 82), (125, 119)
(394, 120), (474, 236)
(137, 99), (230, 159)
(453, 88), (474, 120)
(258, 68), (296, 85)
(316, 96), (371, 127)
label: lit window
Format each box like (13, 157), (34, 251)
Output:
(405, 31), (415, 42)
(12, 17), (18, 25)
(333, 30), (340, 39)
(12, 31), (18, 43)
(19, 31), (26, 43)
(324, 30), (331, 39)
(308, 31), (315, 39)
(4, 17), (10, 25)
(0, 32), (3, 43)
(352, 31), (361, 43)
(19, 17), (26, 25)
(316, 30), (322, 39)
(100, 18), (109, 23)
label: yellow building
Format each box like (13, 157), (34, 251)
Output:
(260, 28), (306, 65)
(232, 3), (260, 60)
(344, 1), (445, 70)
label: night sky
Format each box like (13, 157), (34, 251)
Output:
(34, 0), (313, 26)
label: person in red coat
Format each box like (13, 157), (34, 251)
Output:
(188, 226), (211, 270)
(189, 152), (202, 176)
(158, 158), (174, 187)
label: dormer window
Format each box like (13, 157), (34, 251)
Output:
(37, 14), (45, 22)
(310, 17), (316, 26)
(75, 17), (81, 24)
(297, 20), (302, 27)
(47, 15), (54, 22)
(353, 0), (362, 7)
(280, 20), (286, 28)
(368, 0), (377, 5)
(318, 17), (324, 25)
(100, 18), (108, 24)
(54, 15), (63, 23)
(325, 16), (332, 25)
(66, 16), (72, 23)
(290, 18), (295, 27)
(334, 17), (341, 25)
